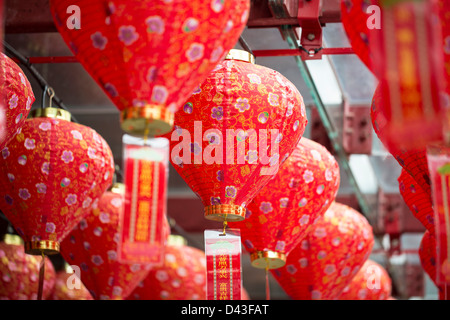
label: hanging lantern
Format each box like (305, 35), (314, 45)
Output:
(398, 168), (435, 234)
(127, 235), (206, 300)
(229, 137), (340, 269)
(0, 235), (56, 300)
(338, 259), (392, 300)
(168, 49), (308, 223)
(50, 267), (93, 300)
(271, 202), (374, 300)
(0, 52), (35, 149)
(60, 183), (165, 300)
(49, 0), (250, 137)
(371, 84), (432, 197)
(0, 107), (114, 255)
(367, 0), (445, 151)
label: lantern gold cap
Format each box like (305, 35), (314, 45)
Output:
(2, 234), (24, 245)
(204, 204), (246, 222)
(120, 104), (174, 137)
(24, 240), (60, 255)
(168, 235), (187, 246)
(250, 250), (286, 269)
(29, 107), (72, 121)
(225, 49), (255, 64)
(109, 182), (125, 195)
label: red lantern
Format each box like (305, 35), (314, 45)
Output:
(271, 202), (374, 300)
(0, 52), (35, 149)
(168, 50), (308, 222)
(338, 259), (392, 300)
(398, 168), (434, 235)
(128, 237), (206, 300)
(50, 269), (93, 300)
(0, 108), (114, 255)
(49, 0), (250, 136)
(0, 235), (56, 300)
(61, 184), (159, 300)
(229, 137), (339, 269)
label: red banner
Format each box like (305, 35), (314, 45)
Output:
(427, 143), (450, 285)
(118, 136), (169, 264)
(205, 229), (242, 300)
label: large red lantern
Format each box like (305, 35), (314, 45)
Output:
(398, 168), (434, 235)
(0, 235), (56, 300)
(338, 259), (392, 300)
(168, 50), (308, 222)
(0, 108), (114, 255)
(49, 0), (250, 136)
(61, 185), (158, 300)
(271, 202), (374, 300)
(128, 236), (206, 300)
(229, 137), (339, 269)
(0, 52), (35, 149)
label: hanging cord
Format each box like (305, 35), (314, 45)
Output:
(37, 251), (45, 300)
(238, 36), (254, 57)
(265, 260), (271, 300)
(3, 41), (79, 123)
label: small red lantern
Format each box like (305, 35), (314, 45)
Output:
(0, 52), (35, 149)
(398, 168), (434, 234)
(49, 0), (250, 136)
(50, 269), (93, 300)
(168, 50), (307, 222)
(229, 137), (339, 269)
(271, 202), (374, 300)
(0, 235), (56, 300)
(0, 108), (114, 255)
(338, 259), (392, 300)
(61, 184), (157, 300)
(128, 236), (206, 300)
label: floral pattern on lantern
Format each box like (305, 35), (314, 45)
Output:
(167, 51), (308, 222)
(0, 52), (35, 149)
(61, 189), (155, 300)
(0, 112), (115, 255)
(229, 137), (339, 269)
(0, 240), (55, 300)
(338, 259), (392, 300)
(49, 0), (250, 136)
(271, 202), (374, 300)
(128, 244), (206, 300)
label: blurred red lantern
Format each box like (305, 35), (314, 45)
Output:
(50, 269), (93, 300)
(127, 236), (206, 300)
(168, 50), (307, 222)
(271, 202), (374, 300)
(229, 137), (339, 269)
(61, 184), (161, 300)
(0, 108), (114, 256)
(49, 0), (249, 137)
(338, 259), (392, 300)
(0, 52), (35, 149)
(398, 168), (434, 235)
(0, 235), (55, 300)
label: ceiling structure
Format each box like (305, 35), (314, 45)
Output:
(1, 0), (436, 299)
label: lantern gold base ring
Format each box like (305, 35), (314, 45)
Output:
(120, 104), (174, 137)
(24, 240), (60, 255)
(250, 251), (286, 269)
(204, 204), (246, 222)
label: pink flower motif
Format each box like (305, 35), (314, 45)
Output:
(18, 155), (27, 165)
(182, 18), (198, 33)
(9, 94), (18, 109)
(293, 120), (300, 131)
(155, 270), (169, 282)
(225, 186), (237, 198)
(18, 188), (31, 200)
(303, 170), (314, 183)
(211, 0), (224, 12)
(79, 163), (88, 173)
(268, 92), (279, 106)
(36, 183), (47, 194)
(2, 148), (9, 159)
(24, 138), (35, 150)
(91, 31), (108, 50)
(79, 219), (88, 231)
(65, 194), (77, 206)
(286, 264), (297, 275)
(190, 142), (201, 155)
(299, 258), (308, 268)
(235, 98), (250, 112)
(45, 223), (56, 233)
(314, 227), (327, 238)
(205, 132), (221, 145)
(259, 202), (273, 214)
(83, 197), (93, 209)
(183, 102), (193, 114)
(107, 250), (117, 260)
(26, 97), (32, 110)
(61, 150), (74, 163)
(71, 130), (83, 140)
(146, 16), (165, 34)
(210, 196), (221, 205)
(91, 255), (104, 266)
(211, 106), (223, 121)
(210, 46), (224, 63)
(299, 214), (310, 226)
(275, 241), (285, 251)
(285, 102), (294, 117)
(316, 184), (325, 195)
(39, 122), (51, 131)
(325, 169), (333, 181)
(15, 113), (23, 124)
(299, 197), (308, 207)
(87, 147), (97, 159)
(104, 83), (118, 98)
(41, 162), (50, 175)
(224, 20), (233, 32)
(247, 74), (261, 84)
(7, 173), (14, 182)
(246, 150), (258, 164)
(99, 212), (110, 223)
(93, 227), (102, 236)
(324, 264), (336, 275)
(118, 25), (139, 46)
(186, 43), (204, 62)
(280, 198), (289, 208)
(151, 85), (168, 104)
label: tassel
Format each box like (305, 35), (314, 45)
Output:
(37, 252), (45, 300)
